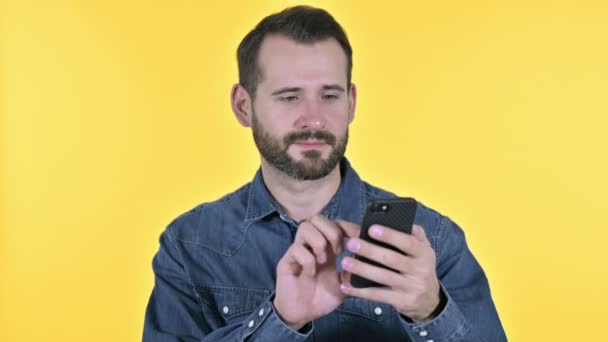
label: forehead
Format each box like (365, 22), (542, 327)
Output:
(256, 34), (348, 89)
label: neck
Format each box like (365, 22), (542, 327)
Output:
(260, 159), (342, 223)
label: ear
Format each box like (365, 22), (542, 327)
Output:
(347, 83), (357, 124)
(231, 84), (253, 127)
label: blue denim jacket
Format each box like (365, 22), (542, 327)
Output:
(143, 159), (507, 341)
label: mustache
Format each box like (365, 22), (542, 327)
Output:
(283, 130), (337, 147)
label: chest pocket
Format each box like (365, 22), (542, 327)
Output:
(195, 285), (271, 327)
(338, 296), (397, 322)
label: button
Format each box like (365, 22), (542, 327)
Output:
(248, 320), (254, 328)
(419, 330), (428, 337)
(373, 307), (382, 315)
(222, 306), (229, 314)
(258, 308), (264, 316)
(426, 340), (434, 342)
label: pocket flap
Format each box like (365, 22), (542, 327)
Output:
(195, 286), (271, 319)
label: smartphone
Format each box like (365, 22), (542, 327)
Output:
(350, 197), (418, 288)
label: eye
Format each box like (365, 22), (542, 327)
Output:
(322, 94), (339, 101)
(280, 95), (299, 103)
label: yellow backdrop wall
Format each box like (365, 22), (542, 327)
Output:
(2, 0), (607, 340)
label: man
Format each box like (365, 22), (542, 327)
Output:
(143, 5), (506, 342)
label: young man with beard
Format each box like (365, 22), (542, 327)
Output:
(143, 5), (506, 342)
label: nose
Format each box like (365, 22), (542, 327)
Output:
(295, 97), (326, 130)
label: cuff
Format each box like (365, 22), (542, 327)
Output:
(241, 295), (313, 341)
(399, 285), (470, 342)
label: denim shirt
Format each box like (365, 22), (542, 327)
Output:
(143, 158), (507, 341)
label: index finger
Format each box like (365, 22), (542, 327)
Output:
(309, 215), (347, 254)
(335, 219), (361, 238)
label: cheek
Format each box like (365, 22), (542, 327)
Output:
(254, 106), (288, 130)
(327, 101), (351, 123)
(327, 111), (351, 132)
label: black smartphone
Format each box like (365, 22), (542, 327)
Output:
(350, 197), (418, 288)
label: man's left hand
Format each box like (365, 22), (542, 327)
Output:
(338, 222), (441, 322)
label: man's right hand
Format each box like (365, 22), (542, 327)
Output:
(273, 216), (359, 330)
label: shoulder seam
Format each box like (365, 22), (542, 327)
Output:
(435, 215), (450, 260)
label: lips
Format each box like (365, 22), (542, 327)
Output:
(295, 140), (325, 145)
(293, 140), (326, 149)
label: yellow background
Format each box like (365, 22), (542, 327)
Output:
(2, 0), (607, 340)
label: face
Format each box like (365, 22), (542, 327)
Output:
(248, 35), (356, 180)
(251, 111), (348, 180)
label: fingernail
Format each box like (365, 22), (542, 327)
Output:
(347, 239), (360, 252)
(340, 283), (351, 293)
(341, 257), (353, 270)
(370, 225), (383, 238)
(318, 254), (326, 264)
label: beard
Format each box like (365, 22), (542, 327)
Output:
(251, 112), (348, 181)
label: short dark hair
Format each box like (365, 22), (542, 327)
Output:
(237, 5), (353, 99)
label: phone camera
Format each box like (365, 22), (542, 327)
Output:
(371, 203), (390, 212)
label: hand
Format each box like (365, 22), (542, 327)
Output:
(273, 216), (358, 330)
(339, 224), (441, 322)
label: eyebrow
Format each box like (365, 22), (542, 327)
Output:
(271, 87), (301, 96)
(271, 84), (346, 96)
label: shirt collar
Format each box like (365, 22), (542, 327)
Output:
(244, 158), (366, 224)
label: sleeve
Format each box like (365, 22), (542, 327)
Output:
(398, 217), (508, 342)
(142, 227), (314, 341)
